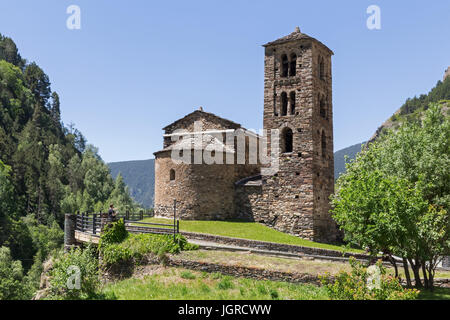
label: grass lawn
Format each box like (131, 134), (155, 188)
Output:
(418, 287), (450, 300)
(102, 265), (450, 300)
(102, 266), (329, 300)
(139, 217), (362, 253)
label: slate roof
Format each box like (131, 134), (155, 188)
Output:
(263, 27), (333, 55)
(154, 132), (236, 155)
(162, 109), (241, 132)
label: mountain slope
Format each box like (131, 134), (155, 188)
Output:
(108, 159), (155, 208)
(369, 75), (450, 143)
(334, 142), (365, 180)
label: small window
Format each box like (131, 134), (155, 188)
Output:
(281, 92), (288, 116)
(319, 57), (325, 80)
(319, 95), (326, 118)
(290, 91), (296, 115)
(273, 93), (278, 116)
(170, 169), (175, 181)
(289, 54), (297, 76)
(281, 127), (293, 153)
(281, 54), (289, 77)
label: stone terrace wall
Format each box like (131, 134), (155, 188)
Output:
(181, 230), (370, 260)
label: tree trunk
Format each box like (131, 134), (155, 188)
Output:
(409, 258), (423, 288)
(402, 258), (412, 287)
(389, 255), (398, 278)
(421, 263), (429, 289)
(427, 264), (435, 291)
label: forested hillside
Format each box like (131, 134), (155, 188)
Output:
(0, 33), (139, 299)
(370, 76), (450, 142)
(336, 75), (450, 178)
(334, 143), (365, 180)
(108, 159), (155, 208)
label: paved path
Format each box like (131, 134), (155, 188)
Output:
(188, 239), (357, 263)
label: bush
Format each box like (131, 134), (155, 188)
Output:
(48, 245), (101, 300)
(0, 246), (31, 300)
(100, 233), (198, 266)
(99, 219), (128, 248)
(320, 257), (419, 300)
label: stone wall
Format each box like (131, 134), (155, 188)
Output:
(154, 151), (237, 220)
(261, 33), (337, 243)
(181, 230), (370, 260)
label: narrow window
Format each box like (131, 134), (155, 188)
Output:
(290, 91), (296, 115)
(281, 92), (288, 116)
(320, 95), (326, 118)
(170, 169), (175, 181)
(281, 54), (289, 77)
(319, 57), (325, 80)
(282, 128), (293, 153)
(273, 93), (278, 116)
(321, 131), (326, 158)
(289, 53), (297, 76)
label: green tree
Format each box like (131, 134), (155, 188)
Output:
(107, 174), (134, 213)
(0, 246), (31, 300)
(0, 33), (25, 69)
(332, 104), (450, 289)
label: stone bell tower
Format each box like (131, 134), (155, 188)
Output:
(261, 27), (337, 243)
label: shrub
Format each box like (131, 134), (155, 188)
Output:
(320, 257), (419, 300)
(99, 219), (128, 248)
(100, 233), (198, 266)
(48, 245), (101, 300)
(0, 246), (31, 300)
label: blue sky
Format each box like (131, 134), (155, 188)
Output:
(1, 0), (449, 162)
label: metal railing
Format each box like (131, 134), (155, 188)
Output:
(74, 211), (179, 239)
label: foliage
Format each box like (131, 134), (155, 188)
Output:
(100, 233), (198, 266)
(399, 78), (450, 116)
(320, 258), (419, 300)
(0, 246), (31, 300)
(98, 219), (128, 249)
(22, 214), (64, 289)
(48, 245), (100, 300)
(332, 104), (450, 289)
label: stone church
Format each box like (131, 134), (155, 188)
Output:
(153, 28), (338, 243)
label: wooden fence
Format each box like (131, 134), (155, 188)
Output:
(75, 212), (179, 239)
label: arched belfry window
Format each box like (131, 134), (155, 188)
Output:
(319, 57), (325, 80)
(290, 91), (296, 115)
(281, 127), (293, 153)
(281, 54), (289, 77)
(321, 131), (326, 158)
(170, 169), (175, 181)
(281, 92), (288, 116)
(289, 54), (297, 77)
(319, 95), (326, 118)
(273, 93), (278, 116)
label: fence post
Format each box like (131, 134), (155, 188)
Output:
(126, 211), (129, 221)
(140, 210), (143, 221)
(93, 213), (97, 235)
(177, 219), (179, 234)
(81, 212), (85, 232)
(64, 214), (77, 252)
